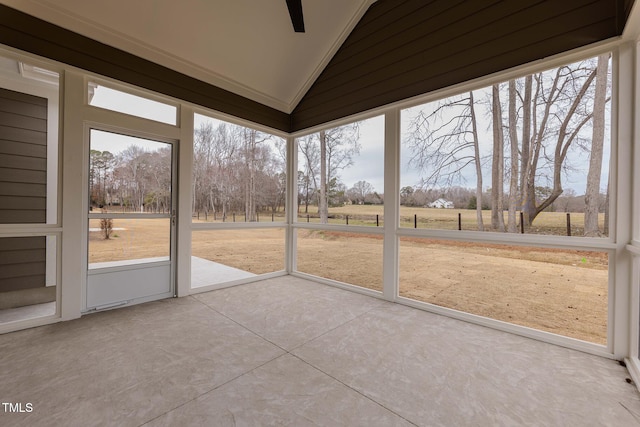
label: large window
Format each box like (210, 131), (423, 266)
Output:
(294, 116), (385, 291)
(400, 54), (612, 237)
(296, 115), (385, 226)
(192, 228), (285, 288)
(396, 53), (613, 345)
(192, 114), (286, 224)
(399, 238), (608, 344)
(191, 113), (287, 289)
(296, 230), (383, 292)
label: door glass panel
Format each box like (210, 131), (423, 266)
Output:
(88, 130), (173, 270)
(89, 130), (172, 215)
(88, 218), (170, 268)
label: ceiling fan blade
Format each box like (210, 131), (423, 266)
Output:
(286, 0), (305, 33)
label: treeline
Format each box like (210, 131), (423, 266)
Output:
(192, 121), (286, 220)
(401, 186), (607, 213)
(89, 145), (171, 213)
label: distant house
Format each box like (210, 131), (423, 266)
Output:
(428, 198), (454, 209)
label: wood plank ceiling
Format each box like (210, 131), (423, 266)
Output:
(0, 0), (634, 133)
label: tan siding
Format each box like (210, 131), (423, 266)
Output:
(0, 168), (46, 184)
(0, 196), (46, 210)
(0, 88), (48, 224)
(0, 275), (47, 292)
(0, 153), (47, 170)
(0, 111), (46, 133)
(0, 211), (46, 223)
(0, 248), (45, 265)
(0, 236), (46, 292)
(0, 125), (46, 145)
(0, 140), (47, 158)
(0, 182), (46, 197)
(0, 96), (47, 118)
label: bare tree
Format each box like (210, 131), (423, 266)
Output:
(89, 149), (114, 207)
(114, 145), (151, 212)
(314, 124), (360, 223)
(192, 121), (285, 220)
(491, 84), (505, 231)
(519, 61), (598, 225)
(298, 134), (320, 214)
(349, 180), (374, 204)
(406, 91), (485, 230)
(193, 122), (215, 214)
(584, 53), (610, 236)
(319, 130), (328, 222)
(146, 146), (171, 213)
(507, 79), (520, 232)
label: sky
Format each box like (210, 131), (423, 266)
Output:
(90, 129), (170, 154)
(89, 85), (176, 154)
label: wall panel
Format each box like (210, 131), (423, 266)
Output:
(0, 236), (46, 292)
(0, 87), (47, 223)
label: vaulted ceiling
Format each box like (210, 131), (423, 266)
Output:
(0, 0), (637, 133)
(0, 0), (373, 113)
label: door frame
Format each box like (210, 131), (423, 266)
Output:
(83, 124), (178, 311)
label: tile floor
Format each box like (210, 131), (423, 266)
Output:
(1, 276), (640, 426)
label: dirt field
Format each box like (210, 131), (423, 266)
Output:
(89, 217), (608, 344)
(197, 205), (606, 237)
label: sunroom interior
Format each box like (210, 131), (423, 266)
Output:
(2, 0), (640, 424)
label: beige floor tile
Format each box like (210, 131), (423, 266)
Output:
(293, 303), (640, 426)
(0, 296), (283, 427)
(146, 353), (413, 427)
(194, 275), (389, 350)
(3, 277), (640, 426)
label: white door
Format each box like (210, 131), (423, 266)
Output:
(86, 129), (176, 310)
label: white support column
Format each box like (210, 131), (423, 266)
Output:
(60, 70), (87, 320)
(629, 40), (640, 362)
(612, 41), (636, 358)
(632, 40), (640, 246)
(176, 106), (194, 296)
(382, 109), (400, 301)
(286, 136), (297, 273)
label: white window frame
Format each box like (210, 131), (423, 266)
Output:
(0, 46), (63, 333)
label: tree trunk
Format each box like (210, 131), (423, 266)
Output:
(584, 53), (609, 237)
(469, 92), (484, 231)
(319, 130), (328, 223)
(519, 75), (533, 229)
(491, 84), (505, 231)
(507, 80), (519, 233)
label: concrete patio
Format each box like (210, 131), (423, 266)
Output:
(1, 276), (639, 426)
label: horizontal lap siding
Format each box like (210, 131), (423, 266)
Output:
(0, 236), (46, 292)
(291, 0), (623, 131)
(0, 87), (47, 224)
